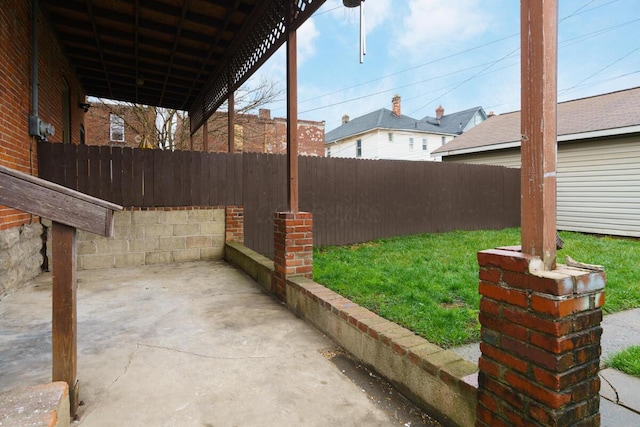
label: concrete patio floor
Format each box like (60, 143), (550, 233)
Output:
(0, 261), (440, 426)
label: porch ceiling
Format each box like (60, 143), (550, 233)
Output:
(39, 0), (324, 132)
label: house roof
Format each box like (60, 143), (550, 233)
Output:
(38, 0), (324, 133)
(433, 86), (640, 156)
(325, 106), (485, 144)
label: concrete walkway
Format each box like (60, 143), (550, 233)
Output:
(453, 308), (640, 426)
(0, 261), (438, 426)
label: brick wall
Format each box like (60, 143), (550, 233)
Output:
(186, 111), (325, 156)
(476, 247), (605, 426)
(44, 207), (225, 271)
(84, 103), (156, 147)
(272, 212), (314, 301)
(1, 0), (85, 294)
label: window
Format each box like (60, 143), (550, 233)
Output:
(326, 147), (331, 157)
(356, 139), (362, 158)
(409, 137), (414, 149)
(110, 114), (125, 142)
(422, 138), (427, 151)
(388, 132), (393, 142)
(441, 136), (446, 146)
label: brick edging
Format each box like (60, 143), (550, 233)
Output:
(225, 241), (478, 427)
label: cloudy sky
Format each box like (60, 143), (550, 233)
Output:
(250, 0), (640, 132)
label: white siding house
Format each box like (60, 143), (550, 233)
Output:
(325, 95), (486, 161)
(432, 86), (640, 238)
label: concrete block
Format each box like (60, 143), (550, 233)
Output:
(113, 211), (132, 225)
(161, 210), (188, 225)
(112, 225), (131, 239)
(212, 208), (225, 221)
(131, 210), (161, 225)
(201, 222), (224, 235)
(82, 254), (115, 270)
(76, 230), (97, 242)
(173, 224), (200, 237)
(0, 382), (70, 427)
(186, 235), (212, 248)
(77, 241), (97, 255)
(188, 209), (213, 223)
(129, 239), (159, 253)
(212, 235), (225, 248)
(173, 248), (201, 262)
(96, 239), (129, 254)
(200, 247), (224, 260)
(145, 251), (173, 265)
(115, 253), (145, 268)
(144, 224), (173, 238)
(159, 237), (186, 251)
(129, 225), (145, 239)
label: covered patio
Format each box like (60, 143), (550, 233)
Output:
(0, 260), (439, 426)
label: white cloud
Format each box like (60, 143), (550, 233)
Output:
(396, 0), (490, 56)
(298, 17), (320, 64)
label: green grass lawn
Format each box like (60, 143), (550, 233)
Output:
(313, 228), (640, 348)
(607, 346), (640, 378)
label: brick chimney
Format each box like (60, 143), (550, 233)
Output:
(342, 114), (350, 124)
(259, 108), (271, 120)
(392, 94), (401, 116)
(435, 105), (444, 119)
(488, 111), (495, 117)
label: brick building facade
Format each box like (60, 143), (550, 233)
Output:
(187, 109), (325, 156)
(0, 0), (87, 295)
(84, 102), (157, 148)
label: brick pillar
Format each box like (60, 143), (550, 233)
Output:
(476, 247), (605, 427)
(272, 212), (313, 302)
(225, 206), (244, 244)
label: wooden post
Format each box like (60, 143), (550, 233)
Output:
(286, 15), (299, 213)
(228, 73), (235, 154)
(51, 221), (79, 415)
(202, 119), (208, 152)
(520, 0), (558, 270)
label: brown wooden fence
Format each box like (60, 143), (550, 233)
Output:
(38, 142), (520, 258)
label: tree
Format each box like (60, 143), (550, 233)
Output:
(91, 76), (282, 151)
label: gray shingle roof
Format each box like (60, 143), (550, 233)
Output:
(325, 106), (485, 143)
(432, 86), (640, 155)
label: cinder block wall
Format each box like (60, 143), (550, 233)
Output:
(45, 208), (225, 270)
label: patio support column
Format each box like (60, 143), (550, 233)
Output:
(286, 9), (299, 213)
(476, 2), (605, 426)
(272, 5), (313, 302)
(520, 0), (558, 271)
(272, 212), (313, 302)
(202, 119), (208, 152)
(51, 221), (79, 417)
(228, 75), (235, 153)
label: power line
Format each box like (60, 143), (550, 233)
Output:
(300, 15), (640, 119)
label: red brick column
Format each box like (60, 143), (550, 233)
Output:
(272, 212), (313, 302)
(225, 206), (244, 244)
(476, 247), (605, 427)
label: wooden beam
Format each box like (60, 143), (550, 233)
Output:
(51, 221), (79, 416)
(228, 84), (235, 153)
(286, 20), (299, 213)
(520, 0), (558, 270)
(203, 117), (209, 152)
(0, 165), (121, 237)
